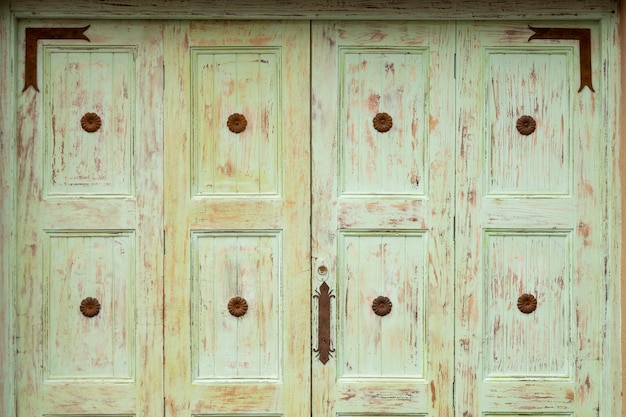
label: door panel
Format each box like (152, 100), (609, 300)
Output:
(191, 233), (281, 380)
(190, 48), (282, 196)
(455, 21), (602, 416)
(312, 21), (456, 417)
(15, 21), (164, 416)
(164, 21), (311, 417)
(338, 232), (427, 378)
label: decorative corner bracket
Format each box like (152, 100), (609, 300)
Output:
(23, 26), (91, 92)
(528, 26), (594, 93)
(314, 282), (335, 365)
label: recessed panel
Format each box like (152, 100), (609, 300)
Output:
(338, 231), (426, 379)
(484, 231), (572, 378)
(191, 48), (281, 196)
(44, 47), (136, 197)
(191, 231), (281, 380)
(485, 49), (572, 196)
(339, 48), (427, 195)
(44, 231), (135, 380)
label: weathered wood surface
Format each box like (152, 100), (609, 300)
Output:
(8, 0), (616, 18)
(311, 20), (456, 417)
(615, 5), (626, 417)
(14, 20), (164, 416)
(455, 20), (605, 417)
(1, 10), (620, 417)
(0, 2), (14, 417)
(163, 20), (311, 417)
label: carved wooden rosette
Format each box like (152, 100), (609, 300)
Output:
(516, 115), (536, 135)
(517, 293), (538, 314)
(80, 297), (101, 318)
(314, 282), (335, 364)
(372, 296), (393, 316)
(81, 112), (102, 132)
(373, 112), (393, 132)
(227, 113), (247, 133)
(227, 296), (248, 317)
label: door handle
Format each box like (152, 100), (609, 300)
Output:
(314, 281), (334, 364)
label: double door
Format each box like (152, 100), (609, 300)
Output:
(15, 20), (603, 417)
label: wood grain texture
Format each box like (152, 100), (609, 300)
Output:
(484, 232), (571, 377)
(455, 20), (604, 417)
(8, 0), (615, 19)
(191, 232), (281, 379)
(191, 49), (281, 195)
(163, 20), (311, 417)
(1, 6), (619, 417)
(600, 11), (621, 417)
(0, 3), (15, 417)
(340, 49), (426, 195)
(14, 20), (164, 417)
(338, 232), (426, 378)
(312, 20), (456, 417)
(44, 232), (135, 380)
(44, 46), (135, 196)
(487, 49), (571, 195)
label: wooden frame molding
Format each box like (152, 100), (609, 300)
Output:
(5, 0), (617, 19)
(0, 2), (14, 417)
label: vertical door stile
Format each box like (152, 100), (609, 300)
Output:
(455, 22), (482, 416)
(164, 20), (191, 417)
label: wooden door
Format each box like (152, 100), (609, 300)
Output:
(163, 21), (311, 417)
(455, 21), (604, 416)
(15, 21), (164, 416)
(13, 18), (609, 417)
(311, 21), (456, 417)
